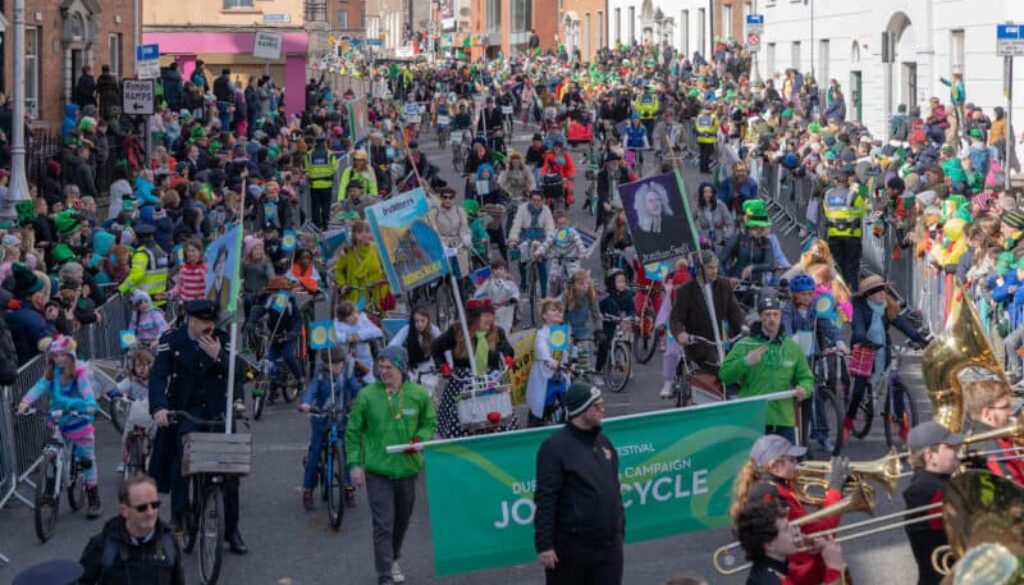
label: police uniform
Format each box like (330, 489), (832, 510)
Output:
(822, 167), (867, 288)
(117, 224), (169, 306)
(695, 110), (720, 174)
(147, 300), (248, 554)
(304, 139), (337, 229)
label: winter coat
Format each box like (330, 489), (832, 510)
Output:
(78, 516), (184, 585)
(4, 301), (56, 365)
(719, 232), (776, 279)
(668, 277), (746, 368)
(344, 380), (436, 479)
(850, 296), (927, 370)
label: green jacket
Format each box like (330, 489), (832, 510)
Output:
(345, 380), (437, 479)
(719, 325), (815, 428)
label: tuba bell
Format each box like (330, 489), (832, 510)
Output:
(922, 290), (1007, 433)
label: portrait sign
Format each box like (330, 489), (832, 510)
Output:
(619, 171), (699, 265)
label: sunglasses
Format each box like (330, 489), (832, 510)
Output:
(441, 195), (455, 200)
(131, 500), (161, 512)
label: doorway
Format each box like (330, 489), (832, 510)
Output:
(901, 62), (917, 111)
(850, 71), (862, 122)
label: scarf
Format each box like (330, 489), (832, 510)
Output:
(474, 331), (489, 373)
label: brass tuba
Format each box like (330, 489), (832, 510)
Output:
(922, 290), (1007, 432)
(934, 469), (1024, 576)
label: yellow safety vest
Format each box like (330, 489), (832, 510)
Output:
(823, 186), (866, 238)
(118, 246), (169, 305)
(695, 114), (719, 144)
(634, 95), (659, 120)
(305, 150), (337, 191)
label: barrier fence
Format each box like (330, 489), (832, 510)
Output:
(0, 292), (131, 520)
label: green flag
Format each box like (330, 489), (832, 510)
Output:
(422, 399), (768, 576)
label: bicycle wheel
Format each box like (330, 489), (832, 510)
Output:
(66, 456), (86, 512)
(605, 342), (631, 393)
(281, 350), (300, 403)
(634, 307), (659, 364)
(34, 453), (59, 542)
(251, 379), (267, 420)
(124, 433), (148, 479)
(110, 398), (130, 435)
(436, 282), (454, 331)
(846, 379), (874, 439)
(182, 478), (201, 554)
(673, 373), (692, 408)
(326, 444), (346, 530)
(801, 388), (845, 460)
(198, 484), (225, 585)
(883, 377), (918, 451)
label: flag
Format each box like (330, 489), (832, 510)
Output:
(270, 291), (289, 313)
(548, 324), (569, 351)
(119, 330), (137, 349)
(644, 262), (671, 282)
(281, 229), (297, 253)
(309, 320), (336, 350)
(815, 292), (838, 322)
(471, 266), (492, 288)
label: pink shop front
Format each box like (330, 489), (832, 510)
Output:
(142, 31), (310, 117)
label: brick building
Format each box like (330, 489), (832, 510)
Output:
(469, 0), (555, 61)
(334, 0), (366, 36)
(562, 0), (607, 62)
(1, 0), (139, 130)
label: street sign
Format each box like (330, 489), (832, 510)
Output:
(998, 24), (1024, 57)
(262, 13), (291, 24)
(122, 79), (154, 116)
(134, 44), (160, 80)
(745, 14), (764, 36)
(747, 33), (761, 52)
(253, 31), (283, 60)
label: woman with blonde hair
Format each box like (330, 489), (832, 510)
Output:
(561, 269), (603, 346)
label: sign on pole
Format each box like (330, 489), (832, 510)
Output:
(253, 31), (284, 60)
(122, 79), (154, 116)
(135, 44), (160, 80)
(998, 24), (1024, 57)
(745, 14), (764, 52)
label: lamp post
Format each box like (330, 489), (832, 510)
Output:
(2, 0), (30, 224)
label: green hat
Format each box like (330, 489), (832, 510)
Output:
(11, 262), (43, 299)
(190, 126), (206, 141)
(742, 199), (772, 228)
(565, 382), (602, 419)
(824, 150), (838, 161)
(462, 199), (480, 218)
(969, 128), (983, 139)
(808, 122), (822, 133)
(688, 88), (700, 98)
(50, 243), (76, 266)
(54, 210), (82, 237)
(122, 198), (136, 212)
(781, 109), (793, 119)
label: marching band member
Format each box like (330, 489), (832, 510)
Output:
(736, 501), (846, 585)
(902, 421), (963, 585)
(731, 435), (846, 585)
(963, 379), (1024, 484)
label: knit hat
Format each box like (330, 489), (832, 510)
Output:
(11, 262), (44, 299)
(1002, 210), (1024, 230)
(565, 382), (602, 419)
(377, 345), (409, 375)
(756, 291), (782, 312)
(39, 335), (77, 358)
(131, 290), (153, 306)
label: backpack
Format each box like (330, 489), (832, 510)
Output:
(101, 529), (178, 577)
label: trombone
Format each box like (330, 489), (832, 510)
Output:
(792, 448), (906, 504)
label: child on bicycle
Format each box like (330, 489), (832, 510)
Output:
(561, 270), (603, 361)
(113, 348), (156, 472)
(16, 336), (103, 518)
(473, 259), (520, 333)
(246, 276), (305, 389)
(526, 298), (570, 426)
(597, 269), (636, 372)
(533, 211), (588, 295)
(333, 300), (384, 402)
(298, 346), (354, 511)
(129, 291), (169, 349)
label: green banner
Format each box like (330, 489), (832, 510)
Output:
(422, 399), (767, 576)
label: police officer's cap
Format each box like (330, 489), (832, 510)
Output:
(134, 223), (156, 237)
(185, 299), (220, 322)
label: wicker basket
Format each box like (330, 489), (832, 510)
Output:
(456, 375), (514, 432)
(181, 432), (253, 477)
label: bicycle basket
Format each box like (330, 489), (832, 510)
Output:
(456, 374), (514, 431)
(848, 344), (875, 378)
(182, 433), (253, 477)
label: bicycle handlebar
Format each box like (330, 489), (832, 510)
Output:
(167, 410), (227, 430)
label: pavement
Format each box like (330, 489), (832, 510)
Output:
(0, 122), (931, 584)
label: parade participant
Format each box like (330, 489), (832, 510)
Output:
(338, 149), (378, 199)
(387, 307), (442, 373)
(287, 247), (322, 294)
(595, 151), (635, 232)
(717, 162), (761, 213)
(822, 166), (867, 289)
(305, 135), (338, 229)
(780, 274), (844, 356)
(668, 251), (746, 392)
(534, 382), (624, 585)
(623, 113), (651, 171)
(695, 106), (719, 174)
(17, 336), (103, 518)
(148, 299), (248, 555)
(473, 259), (520, 333)
(694, 182), (734, 247)
(77, 475), (185, 585)
(117, 224), (169, 307)
(526, 298), (571, 427)
(525, 133), (548, 168)
(339, 176), (383, 220)
(562, 270), (603, 350)
(333, 300), (385, 402)
(167, 239), (207, 302)
(113, 349), (155, 472)
(719, 199), (776, 282)
(334, 221), (389, 309)
(246, 276), (305, 387)
(498, 150), (536, 202)
(903, 421), (963, 585)
(241, 237), (275, 317)
(720, 293), (814, 441)
(963, 379), (1024, 484)
(346, 346), (437, 585)
(541, 138), (576, 205)
(597, 269), (635, 372)
(429, 187), (472, 280)
(735, 501), (846, 585)
(298, 346), (355, 511)
(844, 274), (928, 443)
(534, 210), (588, 293)
(431, 298), (516, 438)
(731, 435), (846, 585)
(128, 291), (170, 349)
(509, 190), (555, 298)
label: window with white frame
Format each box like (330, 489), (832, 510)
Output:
(223, 0), (254, 8)
(818, 39), (829, 83)
(767, 42), (776, 76)
(681, 10), (689, 55)
(950, 30), (965, 76)
(721, 4), (732, 39)
(338, 9), (348, 29)
(791, 40), (801, 70)
(26, 26), (39, 119)
(108, 33), (122, 78)
(698, 8), (706, 55)
(615, 8), (621, 45)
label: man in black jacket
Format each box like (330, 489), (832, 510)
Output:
(78, 474), (185, 584)
(534, 383), (624, 585)
(902, 421), (961, 585)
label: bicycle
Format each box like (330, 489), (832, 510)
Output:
(542, 363), (572, 425)
(601, 316), (634, 394)
(172, 410), (252, 585)
(671, 334), (736, 408)
(845, 343), (922, 451)
(436, 114), (451, 149)
(19, 409), (88, 543)
(306, 403), (349, 530)
(510, 241), (542, 328)
(632, 282), (665, 365)
(802, 348), (848, 460)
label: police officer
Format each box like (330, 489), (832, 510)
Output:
(695, 106), (720, 174)
(634, 83), (660, 139)
(117, 224), (169, 307)
(822, 165), (867, 288)
(534, 383), (624, 585)
(148, 300), (248, 555)
(304, 135), (337, 230)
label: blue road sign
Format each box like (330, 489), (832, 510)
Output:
(998, 24), (1022, 40)
(746, 15), (765, 25)
(135, 44), (159, 62)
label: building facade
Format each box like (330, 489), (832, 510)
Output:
(561, 0), (607, 63)
(334, 0), (366, 36)
(2, 0), (140, 130)
(609, 0), (715, 56)
(754, 0), (1024, 140)
(469, 0), (555, 61)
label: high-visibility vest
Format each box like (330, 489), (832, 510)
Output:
(823, 186), (866, 238)
(634, 94), (659, 120)
(695, 114), (719, 144)
(120, 246), (169, 304)
(304, 149), (336, 190)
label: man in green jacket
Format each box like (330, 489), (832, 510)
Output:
(346, 346), (437, 585)
(719, 294), (814, 443)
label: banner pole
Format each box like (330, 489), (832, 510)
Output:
(225, 175), (246, 434)
(385, 389), (798, 453)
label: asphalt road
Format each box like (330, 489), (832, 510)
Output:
(0, 121), (931, 584)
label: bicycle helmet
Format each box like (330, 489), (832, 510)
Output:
(789, 274), (816, 293)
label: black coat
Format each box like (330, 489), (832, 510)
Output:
(147, 325), (243, 492)
(431, 325), (514, 371)
(78, 516), (185, 585)
(850, 296), (926, 369)
(902, 469), (949, 585)
(534, 423), (624, 552)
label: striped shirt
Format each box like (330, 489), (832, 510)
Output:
(171, 261), (208, 301)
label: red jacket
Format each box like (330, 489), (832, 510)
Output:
(749, 478), (844, 585)
(541, 150), (576, 180)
